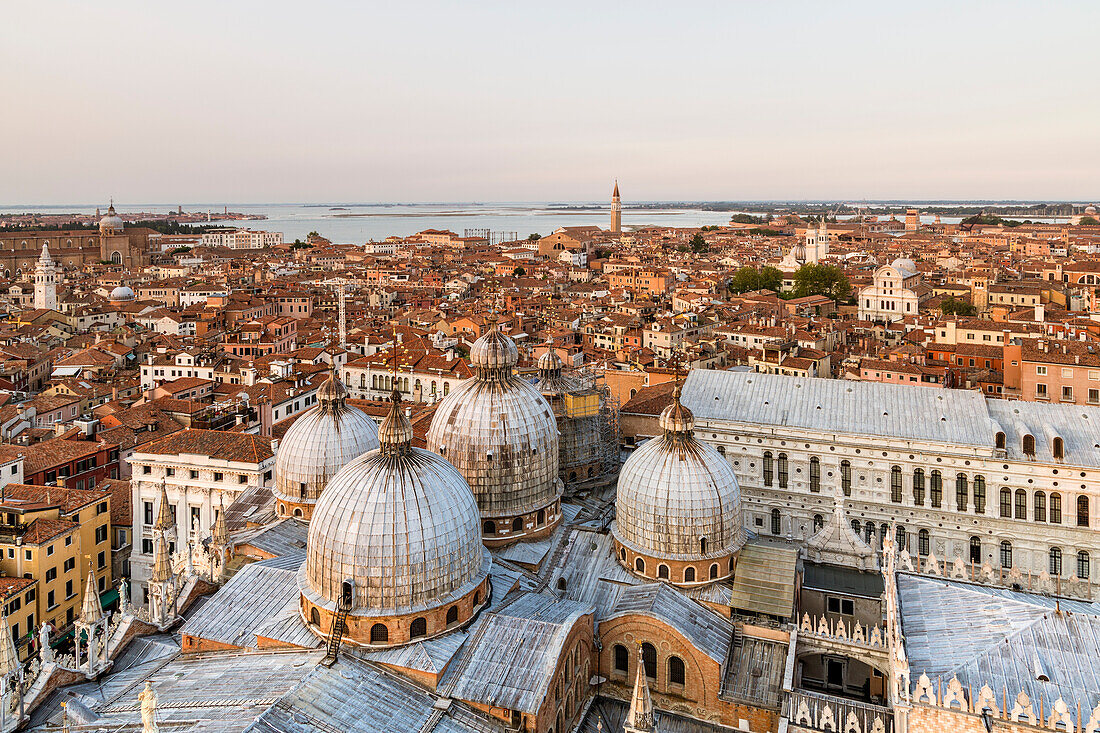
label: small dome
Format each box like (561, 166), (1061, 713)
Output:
(537, 347), (563, 374)
(274, 369), (380, 512)
(99, 204), (124, 235)
(469, 316), (518, 375)
(890, 258), (917, 277)
(109, 285), (135, 301)
(613, 386), (745, 564)
(427, 319), (562, 532)
(1086, 205), (1097, 216)
(300, 394), (490, 624)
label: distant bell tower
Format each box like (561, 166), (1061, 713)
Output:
(611, 180), (622, 234)
(33, 243), (59, 311)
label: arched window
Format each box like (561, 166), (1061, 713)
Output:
(1050, 492), (1062, 523)
(969, 536), (982, 564)
(446, 605), (459, 625)
(483, 520), (496, 535)
(710, 563), (719, 579)
(995, 431), (1006, 449)
(684, 567), (695, 583)
(777, 453), (789, 489)
(1034, 491), (1046, 522)
(635, 557), (645, 574)
(1023, 434), (1035, 457)
(668, 656), (686, 686)
(613, 644), (628, 672)
(410, 617), (427, 639)
(512, 517), (524, 532)
(1078, 496), (1090, 527)
(929, 471), (943, 508)
(1050, 547), (1063, 576)
(110, 251), (122, 265)
(771, 508), (781, 535)
(918, 529), (930, 556)
(762, 451), (773, 487)
(810, 457), (821, 493)
(310, 607), (320, 627)
(895, 525), (907, 552)
(890, 466), (902, 503)
(813, 514), (824, 532)
(1078, 551), (1090, 579)
(557, 577), (567, 592)
(658, 564), (669, 580)
(864, 523), (874, 545)
(1053, 437), (1064, 460)
(370, 623), (389, 643)
(1015, 489), (1027, 519)
(443, 382), (450, 396)
(1000, 488), (1012, 518)
(641, 643), (657, 679)
(1000, 541), (1013, 569)
(974, 475), (986, 514)
(473, 590), (480, 606)
(700, 537), (707, 554)
(841, 460), (852, 496)
(955, 474), (968, 511)
(913, 468), (925, 505)
(851, 519), (861, 537)
(619, 547), (627, 562)
(537, 508), (545, 526)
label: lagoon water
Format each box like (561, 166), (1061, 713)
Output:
(0, 202), (734, 244)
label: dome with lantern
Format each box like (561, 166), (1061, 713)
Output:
(426, 315), (563, 545)
(611, 383), (746, 586)
(273, 366), (380, 520)
(299, 390), (490, 648)
(109, 285), (135, 301)
(99, 203), (124, 236)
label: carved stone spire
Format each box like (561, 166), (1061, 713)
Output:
(0, 608), (18, 679)
(624, 646), (655, 733)
(154, 480), (173, 532)
(79, 568), (103, 626)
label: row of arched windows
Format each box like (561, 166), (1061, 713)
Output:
(997, 489), (1088, 526)
(613, 643), (686, 687)
(997, 431), (1063, 460)
(623, 547), (731, 583)
(310, 596), (473, 645)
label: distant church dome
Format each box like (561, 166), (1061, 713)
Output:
(299, 391), (490, 648)
(274, 367), (380, 520)
(426, 316), (563, 545)
(612, 384), (745, 586)
(109, 285), (135, 301)
(99, 203), (124, 236)
(1086, 205), (1098, 216)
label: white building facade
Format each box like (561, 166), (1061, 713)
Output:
(200, 229), (283, 249)
(857, 258), (930, 323)
(127, 430), (274, 607)
(683, 370), (1100, 588)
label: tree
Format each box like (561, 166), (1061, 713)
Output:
(1080, 217), (1100, 226)
(940, 296), (976, 316)
(792, 263), (851, 301)
(513, 266), (526, 277)
(527, 233), (541, 241)
(690, 233), (708, 253)
(728, 266), (783, 294)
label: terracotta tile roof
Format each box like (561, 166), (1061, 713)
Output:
(134, 428), (274, 464)
(21, 517), (76, 545)
(0, 577), (35, 599)
(99, 478), (132, 526)
(2, 483), (109, 513)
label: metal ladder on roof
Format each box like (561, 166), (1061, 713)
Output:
(320, 605), (349, 667)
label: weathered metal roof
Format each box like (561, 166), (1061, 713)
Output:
(236, 518), (309, 558)
(606, 583), (734, 666)
(439, 593), (593, 715)
(247, 655), (506, 733)
(181, 553), (318, 650)
(803, 562), (884, 598)
(579, 696), (743, 732)
(899, 573), (1100, 723)
(727, 539), (798, 618)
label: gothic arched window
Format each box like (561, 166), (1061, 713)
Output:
(668, 656), (686, 687)
(641, 643), (657, 679)
(613, 644), (628, 672)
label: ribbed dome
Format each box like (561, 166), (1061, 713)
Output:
(537, 347), (563, 374)
(613, 388), (745, 562)
(300, 396), (489, 616)
(427, 321), (561, 522)
(469, 316), (519, 376)
(274, 369), (379, 507)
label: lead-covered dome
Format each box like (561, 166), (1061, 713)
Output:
(99, 204), (124, 236)
(612, 385), (745, 583)
(274, 367), (379, 519)
(300, 391), (490, 647)
(109, 285), (135, 301)
(426, 316), (563, 544)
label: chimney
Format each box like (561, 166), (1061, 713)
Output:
(1035, 304), (1045, 322)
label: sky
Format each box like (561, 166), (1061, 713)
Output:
(3, 1), (1099, 204)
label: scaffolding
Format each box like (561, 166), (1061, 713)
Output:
(464, 229), (520, 246)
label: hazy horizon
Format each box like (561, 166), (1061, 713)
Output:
(6, 1), (1099, 203)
